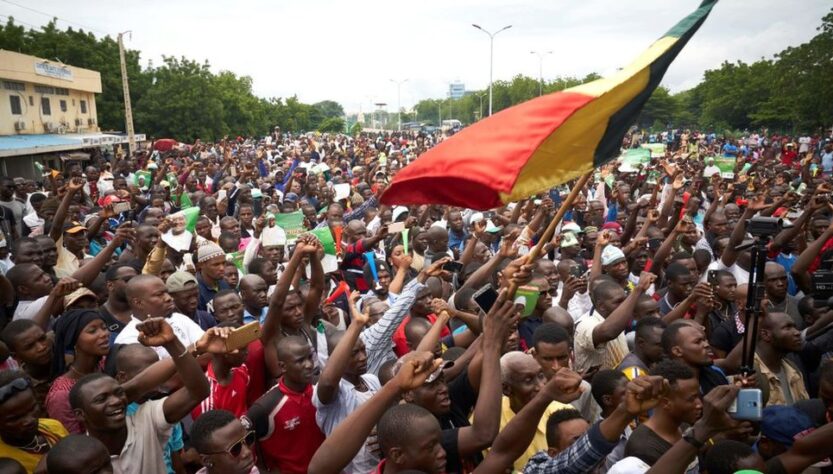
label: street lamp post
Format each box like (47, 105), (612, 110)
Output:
(472, 23), (512, 116)
(389, 78), (408, 131)
(530, 50), (553, 96)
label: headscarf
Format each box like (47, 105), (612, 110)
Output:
(52, 308), (106, 375)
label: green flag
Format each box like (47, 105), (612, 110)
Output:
(273, 211), (306, 244)
(134, 170), (152, 190)
(227, 251), (246, 274)
(179, 206), (201, 232)
(309, 227), (339, 273)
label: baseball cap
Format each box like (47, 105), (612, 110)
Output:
(601, 245), (626, 266)
(63, 287), (97, 308)
(393, 358), (454, 385)
(560, 232), (580, 248)
(562, 222), (582, 234)
(284, 192), (299, 203)
(62, 221), (86, 234)
(166, 271), (198, 293)
(761, 405), (814, 447)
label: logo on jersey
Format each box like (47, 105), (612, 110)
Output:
(284, 416), (301, 430)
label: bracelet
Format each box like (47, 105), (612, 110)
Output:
(178, 343), (196, 359)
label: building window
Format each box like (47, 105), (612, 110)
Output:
(55, 88), (69, 96)
(60, 99), (67, 112)
(10, 96), (22, 115)
(34, 85), (55, 94)
(29, 96), (34, 106)
(41, 97), (51, 115)
(80, 100), (87, 114)
(3, 81), (25, 91)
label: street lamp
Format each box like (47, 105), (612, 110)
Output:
(472, 23), (512, 116)
(389, 78), (408, 131)
(530, 50), (552, 96)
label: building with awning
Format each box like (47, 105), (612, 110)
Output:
(0, 50), (144, 179)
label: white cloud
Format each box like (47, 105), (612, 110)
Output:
(5, 0), (829, 114)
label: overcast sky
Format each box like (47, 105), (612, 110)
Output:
(3, 0), (830, 114)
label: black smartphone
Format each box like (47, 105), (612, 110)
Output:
(708, 269), (718, 286)
(648, 238), (663, 252)
(442, 261), (464, 274)
(569, 265), (584, 279)
(473, 285), (499, 313)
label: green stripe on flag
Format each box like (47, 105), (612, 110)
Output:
(180, 206), (201, 232)
(273, 211), (306, 244)
(309, 227), (337, 256)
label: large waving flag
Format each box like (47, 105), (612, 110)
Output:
(381, 0), (718, 210)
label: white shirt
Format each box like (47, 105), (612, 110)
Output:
(114, 313), (205, 359)
(110, 398), (173, 474)
(313, 374), (381, 473)
(13, 295), (50, 321)
(706, 260), (750, 286)
(568, 291), (593, 323)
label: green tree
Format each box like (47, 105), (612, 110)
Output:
(318, 117), (345, 133)
(134, 57), (224, 141)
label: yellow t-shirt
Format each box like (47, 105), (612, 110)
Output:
(0, 418), (68, 472)
(497, 396), (570, 473)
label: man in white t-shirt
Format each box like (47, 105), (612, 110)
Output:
(114, 274), (205, 358)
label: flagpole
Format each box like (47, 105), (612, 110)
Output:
(507, 170), (593, 296)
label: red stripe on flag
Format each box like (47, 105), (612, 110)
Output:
(382, 91), (595, 208)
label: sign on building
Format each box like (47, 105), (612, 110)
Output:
(34, 62), (74, 81)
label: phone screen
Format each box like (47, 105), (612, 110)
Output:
(442, 261), (464, 274)
(473, 285), (498, 313)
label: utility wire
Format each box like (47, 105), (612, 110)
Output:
(0, 0), (110, 36)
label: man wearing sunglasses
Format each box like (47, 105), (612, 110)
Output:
(191, 409), (259, 474)
(0, 370), (68, 472)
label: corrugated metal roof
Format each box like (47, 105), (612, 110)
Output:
(0, 133), (145, 158)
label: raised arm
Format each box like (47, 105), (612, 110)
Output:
(303, 236), (325, 325)
(135, 318), (228, 424)
(69, 225), (135, 288)
(49, 178), (83, 242)
(592, 273), (655, 346)
(455, 292), (517, 456)
(307, 352), (438, 474)
(315, 307), (369, 405)
(474, 367), (584, 473)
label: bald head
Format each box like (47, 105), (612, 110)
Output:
(115, 344), (159, 382)
(239, 274), (267, 292)
(276, 335), (310, 362)
(125, 274), (164, 301)
(405, 318), (432, 349)
(543, 306), (574, 335)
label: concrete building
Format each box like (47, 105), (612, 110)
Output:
(0, 50), (142, 178)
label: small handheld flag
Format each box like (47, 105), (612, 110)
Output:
(364, 251), (380, 290)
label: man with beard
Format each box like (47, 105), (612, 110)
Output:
(755, 311), (808, 406)
(662, 320), (730, 395)
(624, 359), (702, 474)
(99, 263), (139, 337)
(114, 275), (205, 359)
(35, 235), (58, 281)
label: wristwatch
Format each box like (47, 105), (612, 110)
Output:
(682, 426), (706, 449)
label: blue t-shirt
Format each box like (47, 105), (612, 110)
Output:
(722, 143), (738, 157)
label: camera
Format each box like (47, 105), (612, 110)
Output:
(812, 268), (833, 302)
(746, 216), (783, 238)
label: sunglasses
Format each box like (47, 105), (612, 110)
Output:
(206, 430), (255, 458)
(0, 377), (31, 404)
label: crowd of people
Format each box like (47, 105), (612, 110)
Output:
(0, 125), (833, 474)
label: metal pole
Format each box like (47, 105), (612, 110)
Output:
(473, 24), (511, 116)
(389, 79), (408, 132)
(118, 32), (135, 153)
(531, 51), (552, 97)
(488, 36), (493, 116)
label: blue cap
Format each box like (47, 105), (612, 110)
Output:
(761, 405), (814, 447)
(284, 192), (299, 203)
